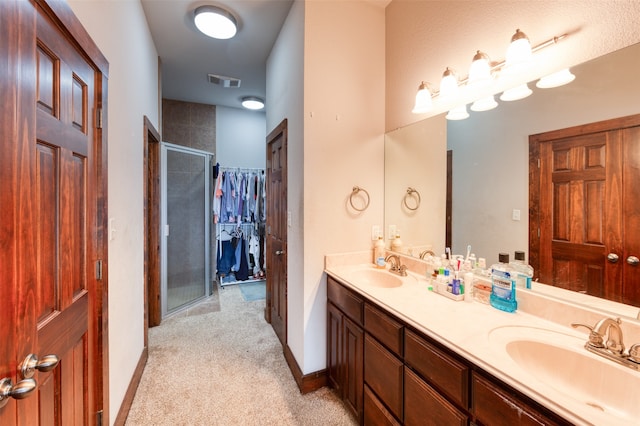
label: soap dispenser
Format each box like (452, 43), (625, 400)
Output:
(373, 236), (385, 265)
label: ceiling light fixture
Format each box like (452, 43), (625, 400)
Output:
(194, 5), (237, 40)
(241, 96), (264, 110)
(411, 29), (571, 119)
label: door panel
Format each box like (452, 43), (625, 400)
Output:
(266, 120), (288, 345)
(532, 114), (640, 306)
(0, 1), (105, 424)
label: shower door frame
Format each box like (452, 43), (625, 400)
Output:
(160, 142), (213, 317)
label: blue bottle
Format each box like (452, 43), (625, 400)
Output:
(489, 253), (517, 313)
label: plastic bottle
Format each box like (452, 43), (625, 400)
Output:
(373, 236), (385, 267)
(390, 233), (403, 252)
(510, 250), (534, 289)
(489, 253), (518, 313)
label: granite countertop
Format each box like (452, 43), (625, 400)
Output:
(325, 254), (639, 426)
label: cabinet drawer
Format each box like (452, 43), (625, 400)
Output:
(364, 334), (403, 420)
(404, 367), (467, 426)
(404, 329), (469, 408)
(472, 372), (569, 426)
(364, 302), (403, 357)
(364, 384), (401, 426)
(327, 276), (363, 326)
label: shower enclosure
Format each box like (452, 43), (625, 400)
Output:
(160, 142), (212, 316)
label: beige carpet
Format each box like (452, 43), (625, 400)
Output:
(125, 284), (356, 425)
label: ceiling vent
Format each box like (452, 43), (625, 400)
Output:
(207, 73), (241, 88)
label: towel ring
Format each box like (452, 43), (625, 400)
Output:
(403, 187), (421, 211)
(349, 186), (370, 212)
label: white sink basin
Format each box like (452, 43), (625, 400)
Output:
(339, 267), (416, 288)
(489, 326), (640, 423)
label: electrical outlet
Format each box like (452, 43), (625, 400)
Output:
(371, 225), (380, 240)
(388, 224), (397, 240)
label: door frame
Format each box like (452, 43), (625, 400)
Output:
(144, 116), (161, 330)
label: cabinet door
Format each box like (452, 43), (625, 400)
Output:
(364, 384), (401, 426)
(404, 367), (467, 426)
(344, 316), (364, 420)
(327, 302), (343, 392)
(472, 372), (569, 426)
(364, 334), (404, 421)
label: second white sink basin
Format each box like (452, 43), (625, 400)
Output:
(489, 325), (640, 423)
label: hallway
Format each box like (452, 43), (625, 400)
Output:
(125, 284), (356, 425)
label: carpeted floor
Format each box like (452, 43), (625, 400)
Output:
(125, 283), (356, 425)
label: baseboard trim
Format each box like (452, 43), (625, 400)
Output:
(113, 346), (148, 426)
(283, 344), (327, 394)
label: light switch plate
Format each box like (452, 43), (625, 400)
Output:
(512, 209), (521, 221)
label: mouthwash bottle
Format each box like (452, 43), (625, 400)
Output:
(510, 250), (533, 289)
(489, 253), (517, 313)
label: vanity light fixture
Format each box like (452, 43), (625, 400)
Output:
(470, 95), (498, 112)
(411, 81), (434, 113)
(241, 96), (265, 110)
(194, 5), (237, 40)
(468, 51), (493, 88)
(411, 29), (571, 118)
(446, 104), (470, 120)
(536, 68), (576, 88)
(439, 67), (460, 100)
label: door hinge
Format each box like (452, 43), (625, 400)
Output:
(537, 158), (541, 168)
(538, 227), (541, 238)
(97, 108), (103, 129)
(96, 410), (103, 426)
(96, 260), (103, 280)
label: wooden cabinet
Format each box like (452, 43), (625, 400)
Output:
(404, 329), (469, 409)
(327, 276), (364, 421)
(404, 367), (467, 426)
(471, 372), (571, 426)
(326, 275), (572, 426)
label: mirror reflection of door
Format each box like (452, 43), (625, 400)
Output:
(266, 119), (288, 345)
(530, 114), (640, 306)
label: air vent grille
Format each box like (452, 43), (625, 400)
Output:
(207, 74), (241, 88)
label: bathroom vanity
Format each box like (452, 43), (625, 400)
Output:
(325, 253), (640, 426)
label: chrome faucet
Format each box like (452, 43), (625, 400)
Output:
(594, 317), (625, 355)
(419, 249), (435, 260)
(385, 254), (408, 276)
(572, 317), (640, 371)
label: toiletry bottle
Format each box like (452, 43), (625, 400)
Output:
(510, 250), (534, 289)
(463, 271), (474, 302)
(489, 253), (518, 313)
(373, 236), (385, 265)
(391, 233), (403, 252)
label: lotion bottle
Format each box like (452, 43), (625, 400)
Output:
(373, 236), (385, 266)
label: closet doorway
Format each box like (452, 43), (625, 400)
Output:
(161, 143), (213, 316)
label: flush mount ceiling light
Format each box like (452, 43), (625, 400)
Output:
(241, 96), (264, 110)
(411, 29), (571, 119)
(194, 5), (237, 40)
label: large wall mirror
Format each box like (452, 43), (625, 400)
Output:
(384, 42), (640, 320)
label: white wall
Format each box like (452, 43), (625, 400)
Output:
(386, 0), (640, 131)
(216, 106), (267, 168)
(67, 1), (159, 424)
(266, 0), (386, 374)
(266, 0), (306, 370)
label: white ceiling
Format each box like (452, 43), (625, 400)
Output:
(141, 0), (294, 111)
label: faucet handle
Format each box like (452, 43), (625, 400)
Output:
(629, 344), (640, 364)
(571, 323), (605, 348)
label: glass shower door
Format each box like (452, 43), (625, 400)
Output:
(161, 143), (212, 316)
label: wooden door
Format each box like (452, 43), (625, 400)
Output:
(266, 119), (288, 345)
(0, 1), (108, 424)
(530, 114), (640, 306)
